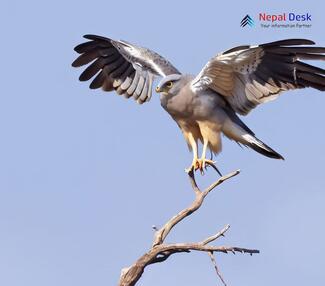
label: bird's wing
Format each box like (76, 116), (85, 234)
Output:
(72, 35), (180, 104)
(191, 39), (325, 115)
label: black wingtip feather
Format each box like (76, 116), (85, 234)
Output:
(83, 34), (97, 39)
(71, 60), (78, 68)
(296, 61), (325, 75)
(261, 39), (315, 47)
(83, 34), (111, 42)
(89, 71), (105, 89)
(297, 75), (325, 91)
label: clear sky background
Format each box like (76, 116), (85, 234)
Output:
(1, 0), (324, 285)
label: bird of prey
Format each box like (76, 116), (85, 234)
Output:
(72, 35), (325, 173)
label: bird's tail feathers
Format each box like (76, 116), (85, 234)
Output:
(243, 134), (284, 160)
(223, 118), (284, 160)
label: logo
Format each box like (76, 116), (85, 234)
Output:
(240, 13), (312, 29)
(259, 13), (311, 22)
(240, 15), (254, 27)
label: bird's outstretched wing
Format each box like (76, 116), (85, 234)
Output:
(191, 39), (325, 115)
(72, 35), (180, 104)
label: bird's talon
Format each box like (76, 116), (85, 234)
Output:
(186, 158), (221, 176)
(186, 158), (203, 173)
(200, 159), (215, 171)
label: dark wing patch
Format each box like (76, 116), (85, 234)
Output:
(72, 34), (180, 104)
(193, 38), (325, 115)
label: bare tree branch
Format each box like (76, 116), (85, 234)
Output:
(201, 224), (230, 245)
(152, 170), (240, 247)
(159, 242), (259, 255)
(202, 170), (240, 196)
(208, 251), (227, 286)
(118, 169), (258, 286)
(149, 249), (191, 265)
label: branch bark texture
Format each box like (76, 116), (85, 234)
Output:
(118, 169), (259, 286)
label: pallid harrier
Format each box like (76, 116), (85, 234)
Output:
(72, 35), (325, 173)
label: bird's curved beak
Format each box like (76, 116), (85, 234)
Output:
(155, 86), (161, 93)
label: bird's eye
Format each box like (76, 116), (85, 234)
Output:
(166, 81), (173, 88)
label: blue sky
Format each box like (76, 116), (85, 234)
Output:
(1, 0), (324, 285)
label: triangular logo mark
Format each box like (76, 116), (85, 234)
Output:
(240, 15), (254, 27)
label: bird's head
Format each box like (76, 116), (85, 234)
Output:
(155, 74), (183, 95)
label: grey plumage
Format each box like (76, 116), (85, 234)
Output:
(72, 36), (325, 171)
(72, 34), (180, 104)
(191, 39), (325, 115)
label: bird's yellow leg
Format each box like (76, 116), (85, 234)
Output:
(198, 138), (215, 173)
(185, 133), (200, 173)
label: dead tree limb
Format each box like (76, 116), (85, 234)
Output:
(118, 169), (259, 286)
